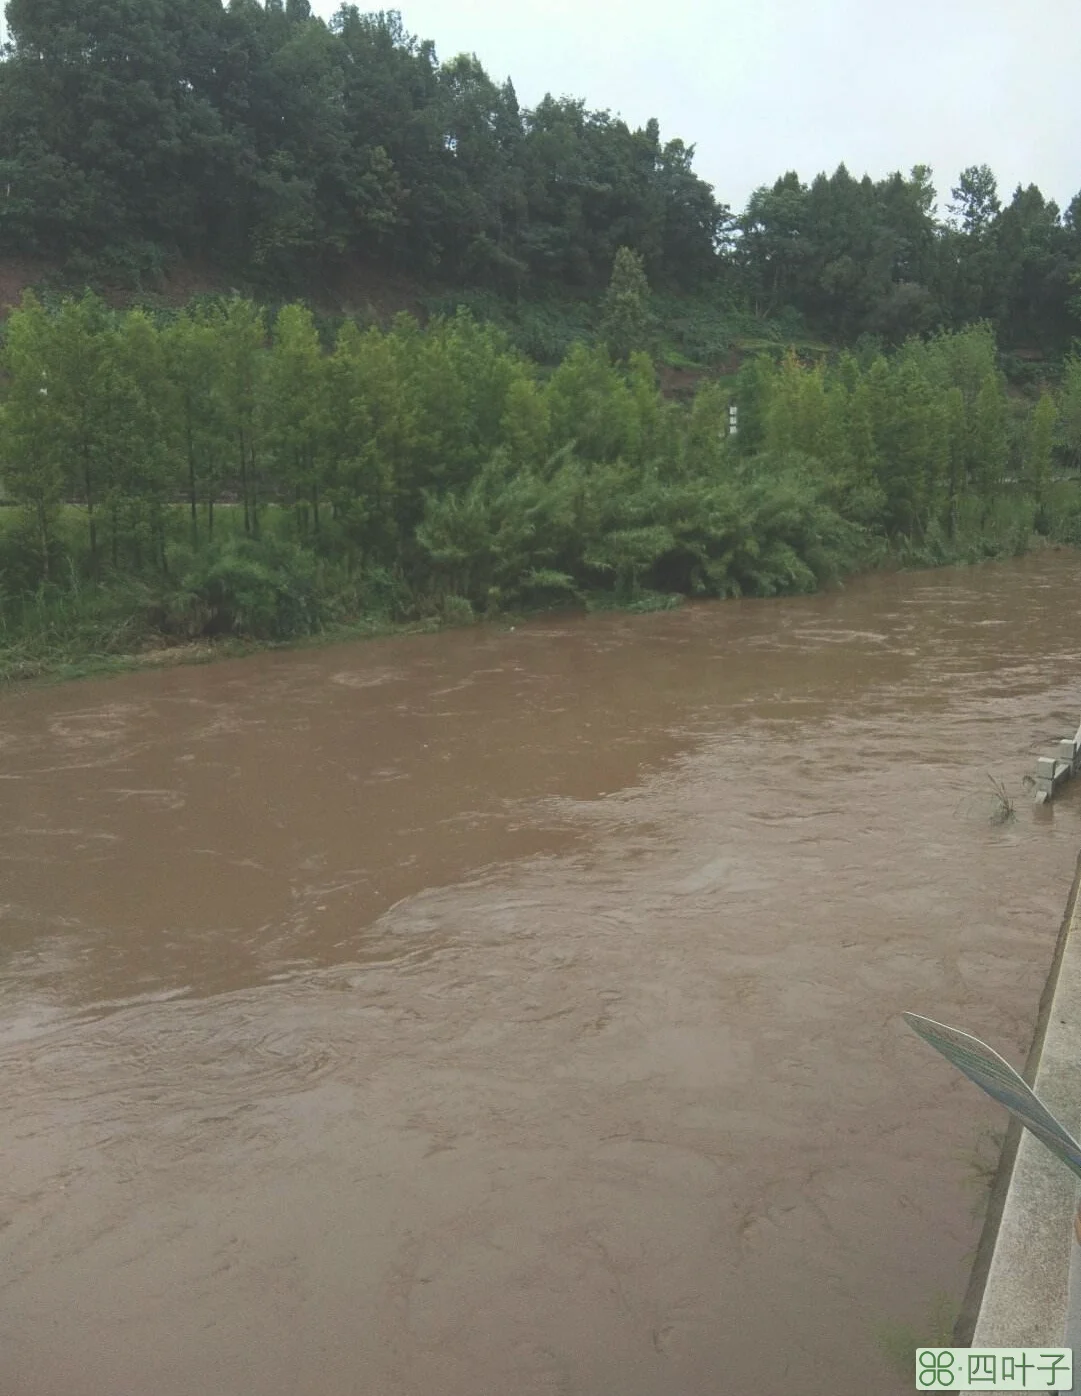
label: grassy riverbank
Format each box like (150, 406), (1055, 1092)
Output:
(2, 501), (1077, 688)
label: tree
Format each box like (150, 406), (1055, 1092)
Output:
(942, 386), (967, 537)
(545, 341), (636, 463)
(968, 373), (1008, 500)
(33, 294), (119, 575)
(764, 352), (834, 462)
(1027, 391), (1057, 503)
(108, 309), (177, 573)
(600, 246), (652, 362)
(499, 374), (551, 468)
(1, 0), (230, 273)
(948, 165), (1001, 236)
(737, 171), (809, 315)
(263, 303), (329, 537)
(0, 293), (65, 579)
(163, 306), (232, 544)
(1059, 356), (1081, 472)
(211, 297), (267, 537)
(733, 353), (776, 457)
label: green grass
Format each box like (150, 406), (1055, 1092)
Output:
(657, 349), (708, 371)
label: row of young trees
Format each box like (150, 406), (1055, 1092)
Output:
(1, 3), (1079, 355)
(738, 325), (1081, 535)
(2, 290), (1080, 638)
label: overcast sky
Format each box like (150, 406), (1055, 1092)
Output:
(311, 0), (1079, 216)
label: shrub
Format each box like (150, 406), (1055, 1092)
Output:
(156, 536), (329, 639)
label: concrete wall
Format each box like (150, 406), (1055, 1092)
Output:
(954, 849), (1081, 1381)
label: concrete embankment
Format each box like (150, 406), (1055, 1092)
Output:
(955, 847), (1081, 1369)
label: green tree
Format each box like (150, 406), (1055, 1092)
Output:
(680, 381), (731, 478)
(0, 294), (65, 579)
(1026, 391), (1057, 503)
(1, 0), (231, 274)
(948, 165), (1001, 236)
(163, 306), (232, 544)
(968, 373), (1008, 500)
(545, 341), (636, 463)
(1060, 356), (1081, 472)
(732, 353), (776, 457)
(942, 386), (968, 537)
(499, 374), (551, 468)
(600, 246), (653, 362)
(866, 354), (940, 534)
(108, 309), (177, 573)
(33, 294), (119, 575)
(263, 303), (330, 537)
(211, 297), (267, 537)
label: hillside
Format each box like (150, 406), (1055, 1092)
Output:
(0, 245), (793, 407)
(0, 253), (429, 326)
(0, 3), (1077, 364)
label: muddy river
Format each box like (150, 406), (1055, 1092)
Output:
(3, 553), (1081, 1396)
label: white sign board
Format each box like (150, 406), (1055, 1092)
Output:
(903, 1012), (1081, 1183)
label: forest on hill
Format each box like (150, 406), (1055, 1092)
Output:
(0, 1), (1080, 682)
(1, 0), (1079, 357)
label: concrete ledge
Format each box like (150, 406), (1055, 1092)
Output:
(956, 848), (1081, 1378)
(1033, 722), (1081, 801)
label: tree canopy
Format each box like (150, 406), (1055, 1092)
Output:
(0, 3), (1077, 357)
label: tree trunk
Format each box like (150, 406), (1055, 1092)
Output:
(156, 507), (168, 576)
(37, 500), (50, 582)
(239, 428), (251, 536)
(187, 414), (198, 548)
(249, 436), (260, 538)
(83, 444), (98, 577)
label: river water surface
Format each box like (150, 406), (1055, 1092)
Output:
(3, 553), (1081, 1396)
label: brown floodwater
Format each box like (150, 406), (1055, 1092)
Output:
(3, 553), (1081, 1396)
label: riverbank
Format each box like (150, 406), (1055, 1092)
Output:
(0, 613), (448, 687)
(2, 536), (1073, 690)
(0, 593), (679, 688)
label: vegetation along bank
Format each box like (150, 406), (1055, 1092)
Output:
(1, 3), (1081, 682)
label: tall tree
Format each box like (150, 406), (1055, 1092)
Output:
(600, 246), (652, 362)
(263, 302), (330, 536)
(210, 297), (266, 536)
(1059, 355), (1081, 472)
(1026, 391), (1057, 504)
(0, 293), (65, 578)
(163, 306), (232, 543)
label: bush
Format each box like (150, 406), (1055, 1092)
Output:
(0, 511), (74, 596)
(440, 594), (475, 626)
(156, 536), (330, 639)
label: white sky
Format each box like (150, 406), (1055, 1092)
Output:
(311, 0), (1081, 216)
